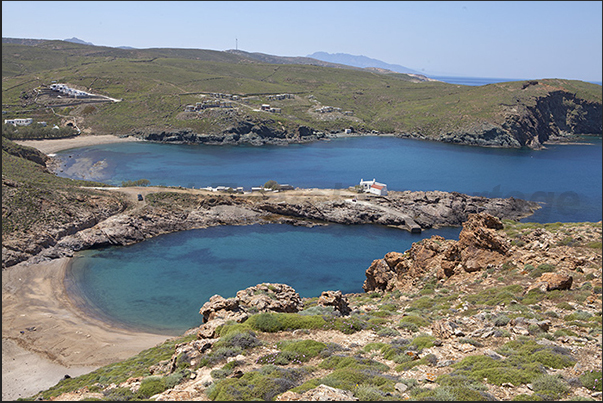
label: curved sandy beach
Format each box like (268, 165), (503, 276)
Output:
(13, 133), (141, 155)
(4, 135), (169, 401)
(2, 258), (171, 400)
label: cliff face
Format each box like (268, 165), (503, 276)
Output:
(438, 90), (602, 149)
(134, 122), (327, 146)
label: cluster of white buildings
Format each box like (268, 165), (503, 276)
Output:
(201, 184), (294, 193)
(359, 178), (388, 196)
(49, 83), (90, 98)
(4, 118), (33, 126)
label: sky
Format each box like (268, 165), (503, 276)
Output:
(2, 1), (602, 82)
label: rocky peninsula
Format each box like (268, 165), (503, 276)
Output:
(2, 185), (540, 269)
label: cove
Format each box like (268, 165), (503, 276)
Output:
(65, 223), (463, 335)
(56, 136), (602, 223)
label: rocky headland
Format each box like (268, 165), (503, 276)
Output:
(31, 213), (602, 401)
(2, 187), (540, 269)
(131, 87), (601, 149)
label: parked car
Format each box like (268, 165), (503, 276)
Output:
(137, 194), (143, 201)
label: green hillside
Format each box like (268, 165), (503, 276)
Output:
(2, 40), (601, 145)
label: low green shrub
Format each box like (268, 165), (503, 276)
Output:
(411, 385), (490, 401)
(376, 327), (400, 337)
(399, 315), (430, 328)
(136, 376), (168, 399)
(531, 374), (570, 400)
(208, 369), (298, 401)
(493, 314), (511, 326)
(411, 334), (435, 350)
(511, 393), (544, 401)
(449, 339), (575, 387)
(580, 370), (602, 392)
(355, 384), (399, 401)
(564, 310), (593, 321)
(246, 312), (326, 332)
(397, 322), (419, 333)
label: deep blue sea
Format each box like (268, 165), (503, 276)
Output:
(57, 134), (602, 335)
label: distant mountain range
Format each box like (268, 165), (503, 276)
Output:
(64, 37), (135, 49)
(64, 37), (95, 46)
(307, 52), (423, 75)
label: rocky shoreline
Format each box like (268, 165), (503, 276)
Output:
(31, 213), (602, 401)
(129, 88), (601, 149)
(3, 186), (540, 269)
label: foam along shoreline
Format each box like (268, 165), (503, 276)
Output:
(1, 257), (170, 401)
(12, 134), (141, 155)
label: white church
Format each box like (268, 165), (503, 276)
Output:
(359, 178), (388, 196)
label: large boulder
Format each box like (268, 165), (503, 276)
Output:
(198, 283), (303, 331)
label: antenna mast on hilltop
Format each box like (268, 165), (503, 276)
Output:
(236, 38), (238, 51)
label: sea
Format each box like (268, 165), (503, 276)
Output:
(57, 77), (602, 335)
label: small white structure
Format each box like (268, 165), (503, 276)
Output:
(359, 178), (388, 196)
(4, 118), (33, 126)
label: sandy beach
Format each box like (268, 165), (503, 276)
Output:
(4, 135), (170, 401)
(13, 133), (141, 155)
(2, 258), (171, 400)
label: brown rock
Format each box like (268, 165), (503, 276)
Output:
(384, 251), (405, 269)
(199, 295), (240, 323)
(432, 319), (459, 339)
(236, 283), (303, 313)
(363, 258), (395, 292)
(317, 290), (351, 315)
(458, 213), (508, 255)
(539, 272), (573, 291)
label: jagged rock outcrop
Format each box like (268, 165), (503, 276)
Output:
(197, 283), (303, 338)
(133, 120), (327, 146)
(363, 212), (601, 293)
(2, 137), (49, 166)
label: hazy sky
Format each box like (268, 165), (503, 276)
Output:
(2, 1), (602, 81)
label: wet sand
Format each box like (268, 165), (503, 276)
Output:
(2, 258), (171, 401)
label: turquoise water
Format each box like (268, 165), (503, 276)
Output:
(58, 136), (602, 334)
(66, 224), (462, 335)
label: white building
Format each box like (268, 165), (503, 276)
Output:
(4, 118), (33, 126)
(359, 178), (388, 196)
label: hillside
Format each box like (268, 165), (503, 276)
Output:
(2, 39), (601, 149)
(26, 213), (602, 401)
(307, 51), (423, 75)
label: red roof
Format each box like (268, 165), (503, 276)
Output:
(371, 184), (384, 190)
